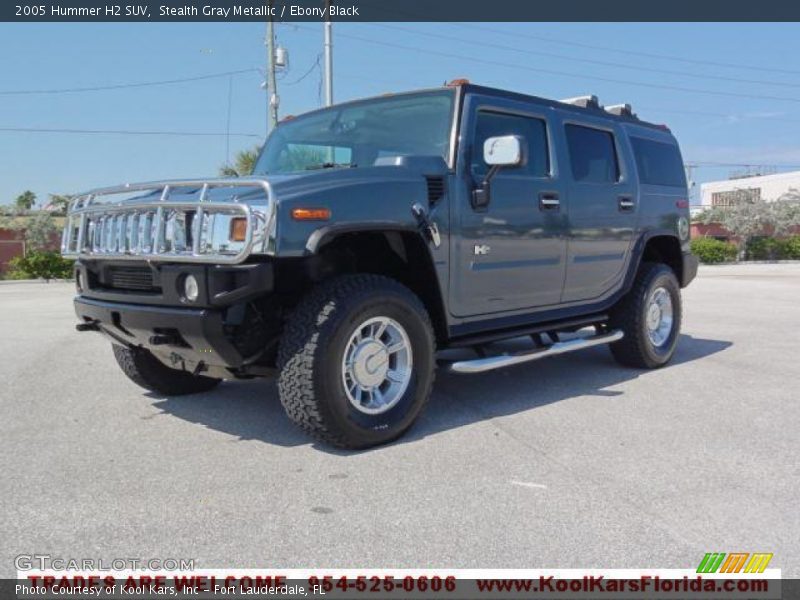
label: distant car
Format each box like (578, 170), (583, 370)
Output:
(62, 81), (697, 448)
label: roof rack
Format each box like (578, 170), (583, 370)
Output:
(559, 95), (600, 109)
(605, 103), (637, 118)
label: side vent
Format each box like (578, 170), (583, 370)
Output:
(425, 176), (445, 206)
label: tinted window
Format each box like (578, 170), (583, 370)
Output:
(565, 124), (620, 183)
(631, 137), (686, 187)
(472, 111), (549, 180)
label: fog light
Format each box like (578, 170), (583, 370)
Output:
(183, 274), (199, 302)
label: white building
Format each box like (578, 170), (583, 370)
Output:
(699, 170), (800, 210)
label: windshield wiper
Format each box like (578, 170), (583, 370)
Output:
(304, 162), (356, 170)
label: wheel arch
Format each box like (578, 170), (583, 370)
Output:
(305, 226), (449, 345)
(630, 231), (683, 285)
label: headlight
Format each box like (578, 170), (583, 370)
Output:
(183, 274), (199, 303)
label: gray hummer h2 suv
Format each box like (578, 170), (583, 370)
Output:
(63, 82), (698, 448)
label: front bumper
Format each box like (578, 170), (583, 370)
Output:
(73, 260), (277, 378)
(681, 251), (699, 287)
(75, 297), (245, 374)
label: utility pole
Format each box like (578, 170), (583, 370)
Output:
(266, 1), (278, 132)
(323, 0), (333, 107)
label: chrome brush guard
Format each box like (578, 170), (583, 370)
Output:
(61, 178), (275, 264)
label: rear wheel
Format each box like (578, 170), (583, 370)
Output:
(112, 345), (221, 395)
(277, 274), (435, 449)
(609, 262), (682, 369)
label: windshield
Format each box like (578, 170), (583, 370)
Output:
(254, 90), (455, 174)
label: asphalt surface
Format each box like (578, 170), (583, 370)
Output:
(1, 264), (798, 576)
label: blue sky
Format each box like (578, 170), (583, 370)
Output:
(2, 22), (800, 206)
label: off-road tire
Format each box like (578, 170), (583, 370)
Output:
(112, 344), (221, 395)
(609, 262), (682, 369)
(277, 274), (436, 449)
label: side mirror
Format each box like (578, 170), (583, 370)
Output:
(484, 135), (523, 167)
(472, 135), (524, 209)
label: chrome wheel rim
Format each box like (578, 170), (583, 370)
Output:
(341, 316), (413, 415)
(646, 286), (674, 347)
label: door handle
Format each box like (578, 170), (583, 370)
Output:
(539, 192), (560, 211)
(618, 196), (635, 212)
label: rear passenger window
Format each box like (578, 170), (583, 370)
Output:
(565, 124), (620, 183)
(631, 137), (686, 187)
(472, 111), (549, 180)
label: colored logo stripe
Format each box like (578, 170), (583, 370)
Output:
(720, 553), (749, 573)
(744, 553), (773, 574)
(697, 552), (773, 574)
(697, 553), (726, 573)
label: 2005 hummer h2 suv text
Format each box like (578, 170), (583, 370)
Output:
(62, 82), (698, 448)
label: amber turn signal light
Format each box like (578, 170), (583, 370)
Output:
(291, 208), (331, 221)
(229, 217), (248, 242)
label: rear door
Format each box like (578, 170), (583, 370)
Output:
(560, 119), (638, 303)
(450, 94), (568, 317)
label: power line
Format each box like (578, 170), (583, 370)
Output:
(285, 53), (322, 86)
(0, 68), (259, 96)
(637, 105), (800, 124)
(447, 22), (800, 77)
(286, 66), (800, 126)
(370, 23), (800, 90)
(356, 5), (800, 76)
(685, 161), (800, 169)
(0, 126), (261, 138)
(292, 25), (800, 104)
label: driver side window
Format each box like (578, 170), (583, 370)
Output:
(471, 110), (549, 180)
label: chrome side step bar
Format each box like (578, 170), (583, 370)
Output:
(446, 330), (623, 374)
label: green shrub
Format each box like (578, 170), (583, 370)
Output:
(746, 236), (783, 260)
(782, 235), (800, 260)
(7, 251), (74, 280)
(745, 235), (800, 260)
(691, 237), (737, 264)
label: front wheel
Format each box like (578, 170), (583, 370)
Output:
(277, 274), (435, 449)
(609, 262), (682, 369)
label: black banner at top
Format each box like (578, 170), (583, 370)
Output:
(4, 0), (800, 22)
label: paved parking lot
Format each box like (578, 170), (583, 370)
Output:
(1, 264), (798, 576)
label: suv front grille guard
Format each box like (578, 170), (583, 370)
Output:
(61, 179), (274, 265)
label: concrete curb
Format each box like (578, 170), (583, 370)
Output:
(0, 279), (72, 285)
(699, 260), (800, 266)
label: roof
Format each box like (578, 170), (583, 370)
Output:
(459, 83), (668, 131)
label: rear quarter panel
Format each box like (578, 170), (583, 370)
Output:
(622, 123), (690, 253)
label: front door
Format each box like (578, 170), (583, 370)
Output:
(450, 97), (568, 317)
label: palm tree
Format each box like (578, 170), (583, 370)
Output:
(219, 147), (260, 177)
(14, 190), (36, 211)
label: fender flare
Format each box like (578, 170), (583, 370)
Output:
(304, 222), (422, 254)
(623, 229), (683, 293)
